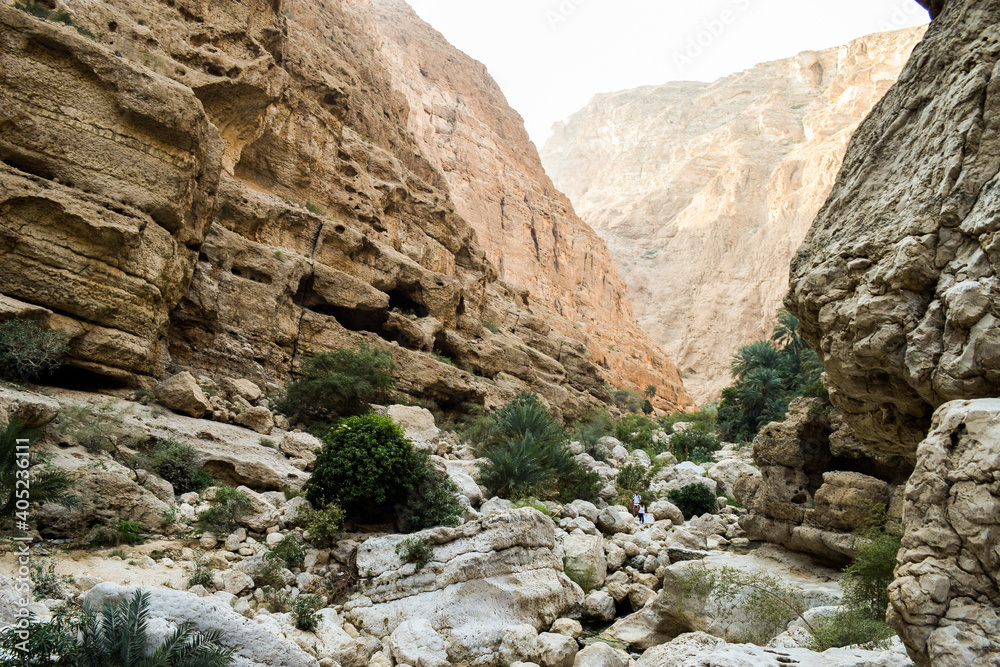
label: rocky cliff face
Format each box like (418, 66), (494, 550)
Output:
(541, 28), (923, 403)
(0, 0), (690, 416)
(785, 1), (1000, 664)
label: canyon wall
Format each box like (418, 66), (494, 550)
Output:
(541, 28), (923, 403)
(0, 0), (691, 416)
(785, 0), (1000, 664)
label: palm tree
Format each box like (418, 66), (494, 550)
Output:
(736, 368), (786, 421)
(0, 419), (75, 522)
(730, 341), (783, 380)
(643, 385), (657, 399)
(771, 309), (805, 356)
(77, 590), (233, 667)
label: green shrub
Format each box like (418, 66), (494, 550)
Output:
(404, 456), (463, 532)
(615, 414), (657, 450)
(198, 487), (254, 535)
(611, 388), (643, 413)
(808, 607), (896, 652)
(1, 419), (75, 522)
(667, 483), (717, 519)
(77, 590), (233, 666)
(254, 560), (286, 590)
(0, 608), (80, 666)
(91, 520), (147, 547)
(29, 560), (67, 599)
(483, 321), (500, 334)
(396, 536), (433, 571)
(136, 438), (212, 494)
(260, 586), (290, 613)
(305, 415), (420, 516)
(292, 594), (323, 632)
(277, 346), (395, 425)
(669, 429), (721, 464)
(188, 562), (215, 589)
(0, 319), (69, 382)
(299, 504), (345, 547)
(570, 410), (614, 459)
(615, 463), (651, 505)
(267, 535), (305, 570)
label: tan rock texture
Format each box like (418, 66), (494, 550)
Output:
(786, 1), (1000, 459)
(889, 399), (1000, 667)
(737, 399), (910, 563)
(0, 0), (690, 417)
(541, 28), (923, 403)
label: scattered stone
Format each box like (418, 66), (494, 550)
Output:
(154, 372), (211, 418)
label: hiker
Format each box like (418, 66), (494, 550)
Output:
(638, 504), (646, 523)
(632, 493), (641, 515)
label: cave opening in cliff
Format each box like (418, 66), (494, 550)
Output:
(386, 289), (429, 318)
(45, 363), (131, 392)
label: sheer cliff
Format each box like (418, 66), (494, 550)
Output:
(541, 28), (923, 403)
(0, 0), (691, 416)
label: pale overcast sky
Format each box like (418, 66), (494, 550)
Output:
(406, 0), (930, 148)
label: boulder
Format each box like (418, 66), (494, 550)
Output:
(386, 405), (440, 444)
(500, 624), (540, 665)
(549, 618), (582, 639)
(234, 406), (274, 435)
(604, 542), (626, 571)
(573, 642), (629, 667)
(707, 459), (758, 498)
(222, 378), (263, 403)
(84, 584), (318, 667)
(534, 632), (578, 667)
(648, 500), (684, 525)
(562, 533), (607, 590)
(388, 619), (449, 666)
(219, 570), (254, 595)
(232, 486), (281, 532)
(444, 460), (482, 506)
(154, 372), (211, 418)
(280, 432), (322, 470)
(566, 500), (599, 524)
(596, 508), (632, 535)
(582, 591), (616, 622)
(345, 509), (582, 664)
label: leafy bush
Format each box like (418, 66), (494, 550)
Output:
(1, 419), (75, 522)
(188, 562), (215, 589)
(611, 388), (643, 413)
(305, 415), (420, 516)
(292, 594), (323, 632)
(29, 560), (67, 599)
(483, 321), (500, 334)
(198, 487), (254, 535)
(77, 590), (233, 666)
(0, 608), (80, 666)
(669, 429), (721, 464)
(0, 319), (69, 382)
(396, 536), (433, 571)
(615, 463), (651, 505)
(615, 414), (657, 450)
(91, 521), (147, 547)
(254, 560), (286, 590)
(808, 607), (896, 652)
(260, 586), (290, 613)
(299, 504), (345, 547)
(404, 457), (463, 532)
(277, 346), (395, 426)
(570, 410), (614, 459)
(267, 535), (305, 570)
(136, 438), (212, 494)
(667, 483), (718, 519)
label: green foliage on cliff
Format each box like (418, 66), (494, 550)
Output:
(277, 346), (395, 427)
(0, 319), (69, 383)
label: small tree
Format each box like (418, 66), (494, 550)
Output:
(668, 483), (717, 519)
(278, 346), (395, 425)
(0, 319), (69, 382)
(198, 487), (254, 535)
(644, 384), (657, 399)
(0, 419), (75, 522)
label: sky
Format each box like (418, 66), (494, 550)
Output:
(406, 0), (930, 148)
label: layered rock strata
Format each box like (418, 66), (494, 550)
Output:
(786, 1), (1000, 459)
(0, 0), (690, 417)
(541, 28), (923, 403)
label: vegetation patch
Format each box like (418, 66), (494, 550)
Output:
(396, 536), (433, 571)
(667, 483), (718, 520)
(0, 319), (69, 383)
(198, 487), (253, 535)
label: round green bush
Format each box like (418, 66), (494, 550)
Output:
(667, 482), (718, 519)
(305, 414), (421, 515)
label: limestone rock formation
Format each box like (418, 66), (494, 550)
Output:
(0, 0), (690, 418)
(541, 28), (923, 403)
(889, 399), (1000, 667)
(344, 508), (582, 664)
(737, 399), (910, 563)
(785, 1), (1000, 459)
